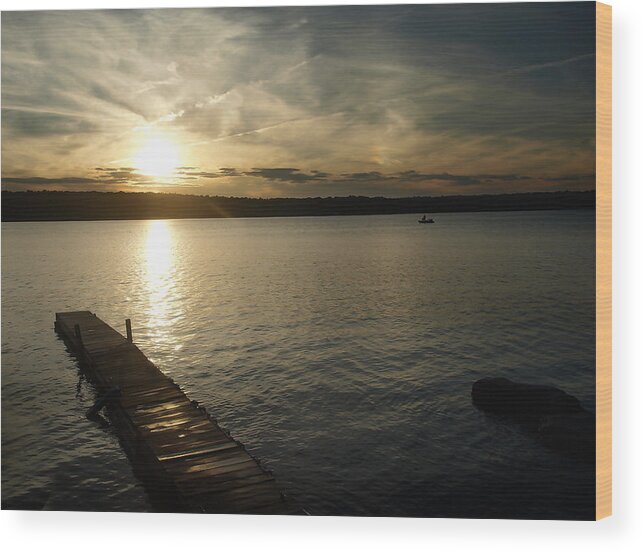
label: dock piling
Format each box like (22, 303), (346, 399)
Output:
(86, 386), (121, 419)
(74, 323), (82, 342)
(125, 318), (133, 342)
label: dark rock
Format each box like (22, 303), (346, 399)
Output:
(472, 377), (585, 426)
(1, 487), (50, 510)
(538, 411), (596, 459)
(472, 377), (595, 460)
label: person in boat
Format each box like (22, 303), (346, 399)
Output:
(421, 215), (427, 221)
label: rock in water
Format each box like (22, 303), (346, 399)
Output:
(471, 377), (585, 426)
(472, 377), (595, 460)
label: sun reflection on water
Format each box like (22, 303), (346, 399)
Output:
(144, 220), (180, 340)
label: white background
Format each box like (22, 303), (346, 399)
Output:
(1, 0), (641, 550)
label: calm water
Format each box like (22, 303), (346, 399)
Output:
(1, 210), (595, 518)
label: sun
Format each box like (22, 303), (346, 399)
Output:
(132, 131), (181, 178)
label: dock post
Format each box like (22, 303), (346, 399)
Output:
(125, 319), (133, 342)
(74, 323), (82, 342)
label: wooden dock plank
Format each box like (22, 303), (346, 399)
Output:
(177, 474), (276, 498)
(55, 311), (299, 515)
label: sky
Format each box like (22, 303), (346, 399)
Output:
(1, 2), (596, 198)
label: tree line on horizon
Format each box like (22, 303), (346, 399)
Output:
(1, 189), (596, 222)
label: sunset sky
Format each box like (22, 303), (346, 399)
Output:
(2, 3), (596, 197)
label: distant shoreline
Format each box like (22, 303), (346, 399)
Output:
(1, 190), (595, 222)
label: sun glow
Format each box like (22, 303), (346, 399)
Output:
(132, 131), (181, 178)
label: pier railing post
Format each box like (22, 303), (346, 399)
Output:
(125, 319), (133, 342)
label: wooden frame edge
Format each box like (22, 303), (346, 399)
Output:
(595, 1), (612, 521)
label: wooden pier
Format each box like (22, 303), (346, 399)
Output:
(55, 311), (300, 514)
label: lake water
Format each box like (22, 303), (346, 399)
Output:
(1, 210), (596, 519)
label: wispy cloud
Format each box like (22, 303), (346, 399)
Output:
(1, 3), (596, 196)
(507, 53), (596, 75)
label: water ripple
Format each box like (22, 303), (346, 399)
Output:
(2, 211), (595, 518)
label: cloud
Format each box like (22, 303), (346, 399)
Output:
(2, 167), (147, 188)
(176, 167), (242, 178)
(2, 165), (595, 197)
(336, 171), (525, 187)
(243, 168), (330, 184)
(220, 168), (241, 177)
(2, 108), (99, 137)
(507, 53), (596, 75)
(543, 174), (596, 183)
(1, 4), (597, 196)
(2, 176), (102, 186)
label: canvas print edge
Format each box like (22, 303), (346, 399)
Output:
(596, 0), (612, 521)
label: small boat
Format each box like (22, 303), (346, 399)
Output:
(418, 215), (435, 224)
